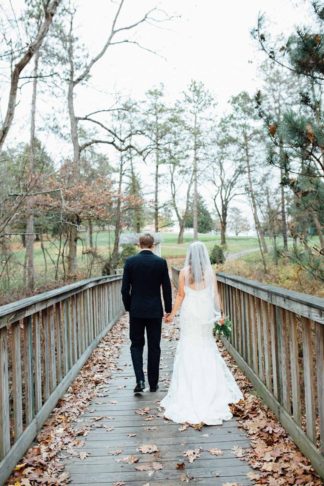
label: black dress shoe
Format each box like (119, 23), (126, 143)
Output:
(134, 381), (145, 393)
(150, 385), (159, 392)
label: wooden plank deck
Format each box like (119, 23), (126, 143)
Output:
(63, 319), (253, 485)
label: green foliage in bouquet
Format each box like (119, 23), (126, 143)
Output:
(213, 317), (232, 339)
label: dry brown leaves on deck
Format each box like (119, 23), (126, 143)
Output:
(216, 339), (322, 485)
(7, 315), (128, 486)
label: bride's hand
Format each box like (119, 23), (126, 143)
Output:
(218, 317), (225, 325)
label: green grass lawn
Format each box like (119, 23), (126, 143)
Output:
(1, 230), (320, 302)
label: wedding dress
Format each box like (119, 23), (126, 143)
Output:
(160, 267), (243, 425)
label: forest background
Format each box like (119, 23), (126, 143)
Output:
(0, 0), (323, 305)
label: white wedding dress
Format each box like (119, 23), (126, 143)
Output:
(160, 283), (243, 425)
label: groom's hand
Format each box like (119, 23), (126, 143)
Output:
(164, 313), (172, 324)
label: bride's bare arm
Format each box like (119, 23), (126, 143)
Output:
(165, 270), (185, 323)
(214, 274), (225, 324)
(214, 274), (222, 311)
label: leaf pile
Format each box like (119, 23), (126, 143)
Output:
(216, 339), (322, 485)
(7, 315), (128, 486)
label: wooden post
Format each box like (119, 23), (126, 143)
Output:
(12, 324), (23, 440)
(24, 316), (34, 424)
(315, 322), (324, 454)
(302, 318), (316, 442)
(0, 326), (10, 459)
(34, 313), (42, 413)
(289, 312), (301, 424)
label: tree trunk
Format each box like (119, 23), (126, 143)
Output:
(66, 31), (79, 275)
(110, 155), (124, 271)
(220, 221), (226, 246)
(154, 114), (159, 233)
(25, 51), (40, 292)
(279, 148), (288, 250)
(67, 223), (78, 276)
(154, 155), (159, 233)
(244, 132), (268, 254)
(313, 211), (324, 249)
(266, 188), (278, 265)
(0, 0), (61, 150)
(178, 223), (185, 244)
(193, 113), (198, 241)
(89, 219), (94, 248)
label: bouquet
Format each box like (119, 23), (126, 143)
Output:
(213, 317), (232, 339)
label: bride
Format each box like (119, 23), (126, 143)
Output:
(160, 241), (243, 425)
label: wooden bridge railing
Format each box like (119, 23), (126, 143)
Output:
(171, 267), (324, 480)
(0, 275), (123, 485)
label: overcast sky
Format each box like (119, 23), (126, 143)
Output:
(72, 0), (307, 112)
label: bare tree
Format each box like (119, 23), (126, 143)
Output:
(0, 0), (62, 150)
(25, 51), (40, 291)
(182, 81), (213, 240)
(209, 117), (245, 246)
(61, 2), (168, 274)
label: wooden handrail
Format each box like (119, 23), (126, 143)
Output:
(171, 267), (324, 480)
(0, 275), (124, 485)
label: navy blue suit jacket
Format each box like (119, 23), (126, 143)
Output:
(121, 250), (172, 318)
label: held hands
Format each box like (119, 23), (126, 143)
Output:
(164, 313), (174, 324)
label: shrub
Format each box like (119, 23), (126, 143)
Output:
(118, 244), (138, 265)
(210, 244), (226, 264)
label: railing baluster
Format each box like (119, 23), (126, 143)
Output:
(24, 316), (34, 425)
(269, 303), (279, 399)
(49, 306), (57, 391)
(315, 321), (324, 454)
(12, 323), (23, 440)
(249, 295), (258, 374)
(302, 318), (316, 442)
(34, 312), (42, 413)
(43, 309), (50, 400)
(261, 300), (271, 390)
(256, 298), (264, 383)
(0, 325), (10, 459)
(289, 311), (301, 424)
(55, 304), (63, 384)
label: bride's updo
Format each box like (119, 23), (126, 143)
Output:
(184, 241), (214, 290)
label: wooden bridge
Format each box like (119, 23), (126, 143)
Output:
(0, 269), (323, 484)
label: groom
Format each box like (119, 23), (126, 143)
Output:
(121, 233), (172, 393)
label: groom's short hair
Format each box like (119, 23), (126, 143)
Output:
(139, 233), (154, 248)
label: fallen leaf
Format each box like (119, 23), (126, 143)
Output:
(176, 462), (185, 470)
(135, 407), (151, 415)
(178, 424), (189, 432)
(247, 471), (261, 480)
(117, 455), (139, 464)
(79, 451), (89, 460)
(231, 445), (244, 457)
(209, 448), (223, 456)
(180, 472), (194, 482)
(128, 433), (136, 437)
(138, 444), (159, 454)
(110, 449), (123, 455)
(183, 448), (201, 463)
(190, 422), (204, 431)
